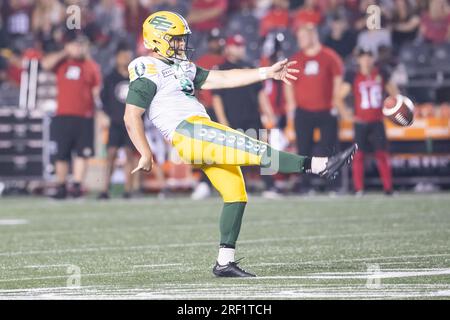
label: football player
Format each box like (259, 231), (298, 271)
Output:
(336, 47), (398, 195)
(124, 11), (357, 277)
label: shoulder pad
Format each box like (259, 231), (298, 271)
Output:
(128, 57), (158, 82)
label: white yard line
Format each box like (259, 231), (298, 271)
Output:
(23, 264), (70, 269)
(0, 219), (28, 225)
(0, 271), (138, 283)
(132, 263), (183, 268)
(0, 230), (436, 257)
(1, 282), (450, 299)
(248, 253), (450, 268)
(252, 268), (450, 280)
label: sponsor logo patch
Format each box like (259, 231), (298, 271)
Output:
(162, 68), (175, 78)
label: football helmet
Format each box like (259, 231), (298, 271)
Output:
(142, 11), (193, 61)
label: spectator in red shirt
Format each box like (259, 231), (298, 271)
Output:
(420, 0), (450, 44)
(259, 0), (290, 37)
(284, 22), (344, 193)
(292, 0), (323, 31)
(41, 33), (102, 199)
(187, 0), (228, 32)
(336, 47), (399, 195)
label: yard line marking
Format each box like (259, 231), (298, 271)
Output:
(3, 289), (450, 299)
(0, 230), (433, 257)
(251, 268), (450, 280)
(1, 283), (450, 299)
(23, 264), (70, 269)
(132, 263), (183, 268)
(0, 219), (28, 225)
(247, 253), (450, 267)
(0, 271), (139, 283)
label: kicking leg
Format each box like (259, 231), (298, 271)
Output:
(173, 116), (356, 178)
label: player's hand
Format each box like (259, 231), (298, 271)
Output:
(268, 59), (299, 85)
(131, 155), (153, 174)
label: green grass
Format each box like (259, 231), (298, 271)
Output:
(0, 193), (449, 299)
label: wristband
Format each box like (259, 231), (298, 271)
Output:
(258, 67), (268, 80)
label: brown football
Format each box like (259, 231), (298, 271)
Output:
(382, 94), (415, 126)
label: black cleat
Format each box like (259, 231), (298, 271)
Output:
(213, 259), (256, 278)
(122, 192), (131, 199)
(51, 184), (67, 200)
(97, 192), (110, 200)
(319, 144), (358, 180)
(70, 184), (83, 198)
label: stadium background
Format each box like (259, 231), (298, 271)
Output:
(0, 0), (449, 196)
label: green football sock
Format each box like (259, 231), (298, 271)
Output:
(261, 145), (310, 174)
(220, 202), (246, 248)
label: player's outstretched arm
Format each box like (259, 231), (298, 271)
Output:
(123, 104), (154, 173)
(200, 59), (299, 90)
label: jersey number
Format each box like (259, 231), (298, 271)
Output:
(359, 85), (382, 109)
(180, 78), (194, 97)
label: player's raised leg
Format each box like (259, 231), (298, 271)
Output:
(172, 115), (357, 179)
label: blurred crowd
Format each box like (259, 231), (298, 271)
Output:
(1, 0), (450, 86)
(0, 0), (450, 198)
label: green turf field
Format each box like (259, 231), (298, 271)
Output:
(0, 193), (449, 299)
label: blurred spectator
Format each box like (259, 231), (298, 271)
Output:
(124, 0), (151, 40)
(337, 47), (399, 195)
(353, 0), (379, 32)
(153, 0), (190, 17)
(284, 22), (344, 193)
(188, 0), (228, 32)
(31, 0), (64, 34)
(390, 0), (420, 52)
(260, 31), (291, 198)
(98, 44), (135, 200)
(0, 54), (7, 83)
(259, 0), (290, 37)
(31, 0), (65, 53)
(261, 32), (288, 129)
(195, 28), (225, 120)
(292, 0), (323, 31)
(2, 0), (32, 40)
(225, 0), (260, 61)
(212, 34), (275, 132)
(41, 33), (102, 199)
(0, 12), (9, 48)
(0, 47), (22, 87)
(356, 20), (392, 58)
(420, 0), (450, 44)
(93, 0), (125, 36)
(324, 13), (357, 59)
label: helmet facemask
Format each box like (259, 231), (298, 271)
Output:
(163, 33), (194, 62)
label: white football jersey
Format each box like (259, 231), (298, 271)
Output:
(128, 56), (210, 141)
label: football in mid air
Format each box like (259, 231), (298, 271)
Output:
(382, 94), (415, 126)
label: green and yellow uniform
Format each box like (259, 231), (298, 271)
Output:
(126, 55), (309, 247)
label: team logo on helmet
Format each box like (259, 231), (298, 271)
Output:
(149, 16), (173, 31)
